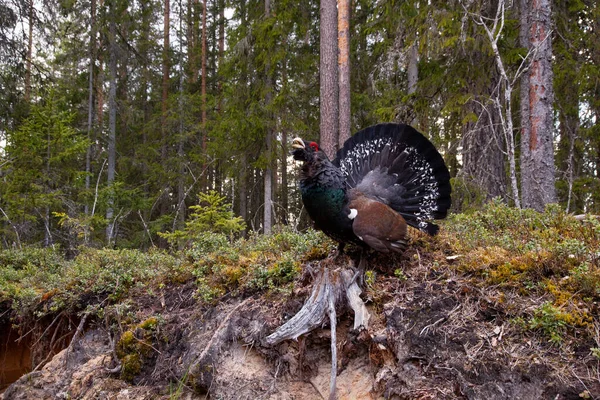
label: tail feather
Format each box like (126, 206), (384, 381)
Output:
(333, 123), (451, 234)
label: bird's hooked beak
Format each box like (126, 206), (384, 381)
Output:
(291, 137), (305, 149)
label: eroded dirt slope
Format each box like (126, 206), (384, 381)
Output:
(2, 251), (597, 400)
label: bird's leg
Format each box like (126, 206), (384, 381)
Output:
(358, 249), (368, 271)
(349, 249), (368, 287)
(330, 242), (345, 259)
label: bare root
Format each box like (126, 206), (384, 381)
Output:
(265, 261), (371, 400)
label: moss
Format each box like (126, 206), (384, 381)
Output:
(120, 353), (142, 381)
(138, 316), (158, 331)
(116, 330), (136, 359)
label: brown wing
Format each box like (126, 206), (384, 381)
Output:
(348, 190), (408, 253)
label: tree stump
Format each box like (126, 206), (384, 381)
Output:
(265, 260), (370, 399)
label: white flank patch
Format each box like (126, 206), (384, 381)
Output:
(348, 208), (358, 219)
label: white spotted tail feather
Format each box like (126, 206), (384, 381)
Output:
(333, 123), (452, 235)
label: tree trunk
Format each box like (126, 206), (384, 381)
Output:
(25, 0), (33, 102)
(106, 1), (117, 245)
(461, 98), (507, 200)
(201, 0), (208, 190)
(338, 0), (351, 147)
(218, 0), (225, 113)
(161, 0), (170, 163)
(85, 0), (97, 225)
(407, 42), (418, 126)
(320, 0), (339, 160)
(189, 0), (198, 84)
(519, 0), (557, 211)
(176, 0), (186, 230)
(263, 0), (273, 234)
(239, 153), (248, 236)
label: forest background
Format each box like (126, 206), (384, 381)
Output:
(0, 0), (599, 250)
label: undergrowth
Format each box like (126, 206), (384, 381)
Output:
(442, 200), (600, 343)
(1, 201), (599, 353)
(0, 226), (332, 326)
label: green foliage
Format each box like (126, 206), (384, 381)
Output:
(528, 302), (568, 344)
(0, 90), (88, 246)
(443, 201), (598, 343)
(159, 191), (246, 246)
(116, 316), (161, 381)
(186, 226), (330, 299)
(0, 246), (184, 320)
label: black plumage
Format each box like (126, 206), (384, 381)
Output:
(292, 123), (451, 253)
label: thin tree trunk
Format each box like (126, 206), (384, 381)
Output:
(263, 0), (273, 234)
(96, 50), (105, 129)
(519, 0), (557, 211)
(25, 0), (33, 102)
(474, 0), (520, 208)
(407, 42), (418, 126)
(281, 48), (289, 225)
(177, 0), (186, 230)
(338, 0), (351, 147)
(162, 0), (170, 163)
(218, 0), (225, 113)
(106, 2), (117, 245)
(85, 0), (97, 225)
(201, 0), (208, 190)
(320, 0), (339, 159)
(239, 153), (248, 235)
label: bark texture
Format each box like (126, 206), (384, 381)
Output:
(338, 0), (351, 147)
(106, 3), (117, 244)
(519, 0), (557, 211)
(320, 0), (339, 160)
(461, 94), (507, 200)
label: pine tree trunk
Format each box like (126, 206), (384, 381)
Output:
(218, 0), (224, 113)
(25, 0), (33, 102)
(191, 0), (199, 84)
(281, 129), (288, 225)
(263, 0), (273, 234)
(85, 0), (97, 225)
(280, 50), (289, 226)
(320, 0), (339, 160)
(239, 154), (248, 236)
(201, 0), (208, 191)
(177, 2), (186, 230)
(461, 98), (507, 200)
(162, 0), (170, 163)
(338, 0), (351, 147)
(407, 42), (418, 126)
(106, 2), (117, 245)
(519, 0), (557, 211)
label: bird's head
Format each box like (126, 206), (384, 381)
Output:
(291, 137), (322, 162)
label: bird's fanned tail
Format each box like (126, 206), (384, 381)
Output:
(333, 123), (451, 235)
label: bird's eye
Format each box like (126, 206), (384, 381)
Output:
(309, 142), (319, 151)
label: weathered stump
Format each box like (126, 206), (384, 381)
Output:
(265, 261), (370, 399)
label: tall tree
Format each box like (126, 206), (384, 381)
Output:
(106, 0), (118, 244)
(24, 0), (33, 102)
(519, 0), (557, 210)
(263, 0), (273, 234)
(320, 0), (338, 159)
(85, 0), (97, 224)
(161, 0), (170, 164)
(338, 0), (351, 146)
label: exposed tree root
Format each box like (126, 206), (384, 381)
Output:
(265, 260), (371, 400)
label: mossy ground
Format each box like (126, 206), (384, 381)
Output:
(1, 203), (599, 388)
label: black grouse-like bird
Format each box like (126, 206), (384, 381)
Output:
(292, 123), (451, 254)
